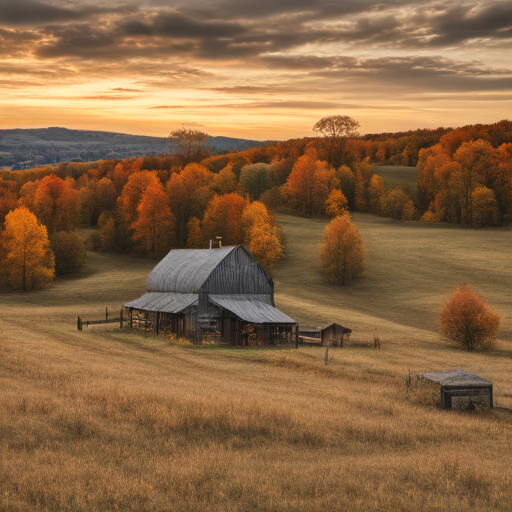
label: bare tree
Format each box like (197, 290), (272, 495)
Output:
(313, 115), (360, 167)
(166, 128), (210, 164)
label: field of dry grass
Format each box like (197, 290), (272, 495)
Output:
(1, 212), (512, 511)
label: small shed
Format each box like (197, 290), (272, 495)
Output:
(321, 323), (352, 347)
(419, 369), (493, 410)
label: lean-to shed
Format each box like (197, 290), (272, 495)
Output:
(419, 369), (493, 410)
(124, 245), (298, 345)
(320, 323), (352, 347)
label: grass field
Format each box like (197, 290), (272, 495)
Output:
(1, 212), (512, 511)
(372, 165), (420, 197)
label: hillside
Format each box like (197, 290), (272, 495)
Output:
(1, 212), (512, 510)
(0, 127), (263, 170)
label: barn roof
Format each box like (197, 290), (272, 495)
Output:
(209, 295), (296, 324)
(124, 292), (197, 313)
(419, 369), (492, 387)
(145, 246), (237, 293)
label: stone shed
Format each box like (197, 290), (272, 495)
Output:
(419, 369), (493, 410)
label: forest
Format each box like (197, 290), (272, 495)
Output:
(0, 119), (511, 291)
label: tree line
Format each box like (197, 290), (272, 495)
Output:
(0, 157), (284, 291)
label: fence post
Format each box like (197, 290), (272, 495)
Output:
(129, 308), (133, 328)
(106, 307), (108, 322)
(120, 308), (124, 329)
(77, 316), (81, 331)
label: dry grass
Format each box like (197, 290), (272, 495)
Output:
(1, 215), (512, 511)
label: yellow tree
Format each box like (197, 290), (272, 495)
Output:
(320, 213), (365, 285)
(131, 183), (175, 255)
(325, 189), (348, 217)
(0, 207), (54, 291)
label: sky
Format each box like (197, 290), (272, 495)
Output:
(1, 0), (511, 140)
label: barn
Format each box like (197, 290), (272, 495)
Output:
(124, 245), (298, 345)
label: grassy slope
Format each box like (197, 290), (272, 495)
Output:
(1, 215), (512, 511)
(372, 165), (420, 197)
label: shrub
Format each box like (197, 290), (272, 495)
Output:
(51, 231), (86, 276)
(439, 283), (500, 350)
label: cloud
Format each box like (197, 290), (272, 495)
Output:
(111, 87), (144, 92)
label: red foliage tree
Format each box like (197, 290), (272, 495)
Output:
(439, 283), (500, 350)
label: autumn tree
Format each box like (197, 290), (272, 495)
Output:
(380, 188), (417, 220)
(131, 183), (176, 255)
(201, 193), (247, 246)
(439, 283), (500, 350)
(336, 165), (356, 209)
(167, 127), (210, 163)
(368, 175), (385, 214)
(166, 163), (213, 246)
(118, 170), (160, 228)
(325, 189), (348, 217)
(186, 217), (204, 248)
(98, 212), (117, 252)
(320, 213), (365, 285)
(354, 159), (374, 212)
(283, 148), (336, 217)
(453, 140), (496, 226)
(313, 115), (360, 167)
(210, 165), (238, 195)
(0, 178), (18, 225)
(242, 201), (284, 269)
(51, 231), (86, 276)
(33, 175), (80, 234)
(471, 186), (499, 228)
(0, 207), (54, 291)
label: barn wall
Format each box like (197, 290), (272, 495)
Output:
(202, 246), (274, 299)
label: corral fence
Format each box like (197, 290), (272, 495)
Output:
(78, 307), (123, 331)
(77, 307), (154, 331)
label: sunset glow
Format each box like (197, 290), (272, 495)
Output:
(1, 0), (511, 139)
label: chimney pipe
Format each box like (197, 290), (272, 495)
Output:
(209, 239), (212, 249)
(216, 236), (222, 248)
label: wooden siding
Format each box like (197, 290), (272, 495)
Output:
(203, 246), (274, 299)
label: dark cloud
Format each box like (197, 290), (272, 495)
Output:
(79, 95), (139, 100)
(121, 13), (246, 38)
(0, 0), (135, 27)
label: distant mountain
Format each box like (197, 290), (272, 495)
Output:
(0, 127), (263, 170)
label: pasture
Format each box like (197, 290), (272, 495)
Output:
(372, 165), (420, 197)
(1, 212), (512, 511)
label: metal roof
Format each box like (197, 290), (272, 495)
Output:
(419, 369), (492, 387)
(124, 292), (198, 313)
(146, 246), (237, 293)
(209, 294), (296, 324)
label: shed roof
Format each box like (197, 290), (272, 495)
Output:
(320, 323), (352, 334)
(124, 292), (197, 313)
(146, 246), (237, 293)
(209, 295), (296, 324)
(419, 369), (492, 387)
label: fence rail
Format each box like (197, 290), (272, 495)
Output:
(77, 308), (124, 330)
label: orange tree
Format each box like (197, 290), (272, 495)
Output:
(439, 283), (500, 350)
(0, 207), (54, 291)
(320, 213), (365, 285)
(131, 183), (175, 255)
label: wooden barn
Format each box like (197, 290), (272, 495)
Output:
(124, 245), (298, 345)
(299, 323), (352, 346)
(419, 369), (493, 410)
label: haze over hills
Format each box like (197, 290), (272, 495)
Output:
(0, 127), (264, 170)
